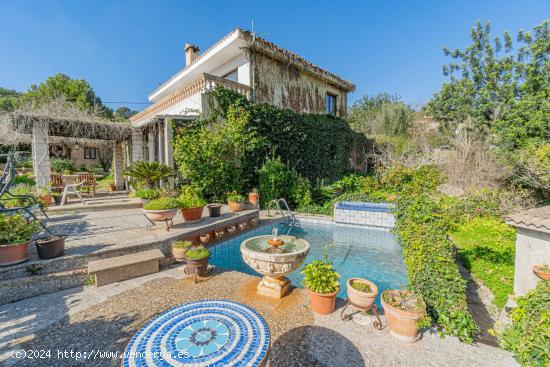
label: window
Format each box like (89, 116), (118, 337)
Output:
(222, 69), (238, 82)
(326, 93), (337, 115)
(84, 147), (97, 160)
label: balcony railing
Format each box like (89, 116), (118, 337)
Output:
(131, 73), (251, 125)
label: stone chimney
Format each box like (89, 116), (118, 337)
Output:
(185, 43), (200, 66)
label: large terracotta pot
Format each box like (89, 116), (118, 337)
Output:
(0, 241), (30, 266)
(181, 206), (204, 223)
(381, 290), (425, 343)
(144, 209), (178, 222)
(347, 278), (378, 311)
(533, 265), (550, 280)
(248, 192), (260, 207)
(228, 201), (244, 212)
(36, 236), (65, 259)
(307, 287), (339, 315)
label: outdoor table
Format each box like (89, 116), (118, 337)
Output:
(122, 300), (270, 367)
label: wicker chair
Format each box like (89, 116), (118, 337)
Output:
(77, 173), (97, 196)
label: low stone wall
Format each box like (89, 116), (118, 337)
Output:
(334, 201), (396, 228)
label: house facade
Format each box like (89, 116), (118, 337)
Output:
(129, 28), (355, 167)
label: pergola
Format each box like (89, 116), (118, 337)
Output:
(0, 111), (133, 190)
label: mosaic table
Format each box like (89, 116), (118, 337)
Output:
(122, 300), (270, 367)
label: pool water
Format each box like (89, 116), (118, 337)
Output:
(209, 220), (408, 306)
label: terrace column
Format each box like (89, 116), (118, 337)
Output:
(163, 119), (174, 168)
(131, 129), (144, 163)
(148, 130), (155, 162)
(157, 122), (165, 164)
(31, 121), (51, 189)
(113, 141), (124, 190)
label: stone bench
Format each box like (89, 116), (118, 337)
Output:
(88, 249), (165, 287)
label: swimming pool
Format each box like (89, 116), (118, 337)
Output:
(209, 219), (408, 306)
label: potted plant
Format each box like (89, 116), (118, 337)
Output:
(347, 278), (378, 310)
(248, 188), (260, 207)
(37, 187), (53, 206)
(130, 188), (160, 204)
(52, 192), (62, 205)
(227, 192), (245, 212)
(143, 197), (180, 222)
(172, 240), (193, 262)
(381, 290), (427, 343)
(107, 182), (116, 192)
(301, 260), (340, 315)
(0, 214), (39, 266)
(184, 245), (210, 276)
(207, 203), (222, 217)
(35, 234), (66, 259)
(178, 187), (206, 223)
(533, 264), (550, 280)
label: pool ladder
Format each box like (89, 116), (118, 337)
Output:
(267, 198), (296, 225)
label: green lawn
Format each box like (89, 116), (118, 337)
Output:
(450, 217), (516, 309)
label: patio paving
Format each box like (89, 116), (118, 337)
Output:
(0, 267), (518, 367)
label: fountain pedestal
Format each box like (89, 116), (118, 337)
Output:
(257, 275), (290, 298)
(241, 233), (310, 299)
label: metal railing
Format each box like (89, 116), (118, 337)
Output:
(267, 198), (296, 225)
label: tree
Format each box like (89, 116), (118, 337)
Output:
(0, 87), (23, 111)
(113, 107), (137, 122)
(23, 73), (113, 118)
(349, 93), (413, 136)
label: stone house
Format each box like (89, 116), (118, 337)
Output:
(129, 28), (355, 166)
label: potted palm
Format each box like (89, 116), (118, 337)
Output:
(227, 191), (245, 212)
(124, 161), (173, 188)
(381, 290), (427, 343)
(143, 197), (180, 222)
(301, 259), (340, 315)
(184, 245), (210, 276)
(0, 214), (39, 266)
(172, 240), (193, 262)
(347, 278), (378, 310)
(178, 187), (206, 223)
(35, 233), (66, 259)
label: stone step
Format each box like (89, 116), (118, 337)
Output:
(88, 249), (166, 287)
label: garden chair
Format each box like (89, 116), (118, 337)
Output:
(60, 181), (84, 207)
(50, 173), (65, 193)
(77, 173), (96, 196)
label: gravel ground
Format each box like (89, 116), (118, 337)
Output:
(3, 268), (518, 367)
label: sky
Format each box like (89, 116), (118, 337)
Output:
(0, 0), (548, 111)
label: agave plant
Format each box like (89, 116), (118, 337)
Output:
(124, 161), (173, 188)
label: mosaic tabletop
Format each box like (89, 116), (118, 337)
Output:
(122, 300), (270, 367)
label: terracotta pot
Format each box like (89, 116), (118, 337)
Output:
(347, 278), (378, 311)
(40, 195), (53, 206)
(144, 209), (178, 222)
(533, 265), (550, 280)
(248, 192), (260, 207)
(181, 206), (204, 223)
(0, 241), (30, 266)
(185, 256), (209, 276)
(36, 236), (65, 259)
(307, 287), (339, 315)
(207, 204), (222, 217)
(381, 290), (425, 343)
(172, 246), (189, 262)
(228, 201), (244, 212)
(108, 184), (116, 192)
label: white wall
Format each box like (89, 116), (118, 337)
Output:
(209, 54), (250, 85)
(163, 91), (203, 116)
(513, 227), (550, 296)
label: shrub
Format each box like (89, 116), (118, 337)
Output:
(498, 281), (550, 367)
(185, 245), (210, 260)
(14, 174), (35, 186)
(172, 240), (193, 249)
(124, 161), (173, 188)
(0, 214), (39, 244)
(258, 157), (301, 208)
(143, 197), (179, 211)
(50, 158), (75, 174)
(130, 188), (160, 200)
(301, 259), (340, 294)
(178, 187), (207, 209)
(226, 191), (244, 203)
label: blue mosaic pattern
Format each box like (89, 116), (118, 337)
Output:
(122, 300), (270, 367)
(209, 219), (408, 307)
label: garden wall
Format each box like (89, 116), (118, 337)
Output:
(334, 201), (395, 228)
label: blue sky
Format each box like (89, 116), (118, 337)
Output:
(0, 0), (548, 110)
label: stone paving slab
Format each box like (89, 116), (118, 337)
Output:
(0, 267), (518, 367)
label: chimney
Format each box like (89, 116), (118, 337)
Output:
(185, 43), (200, 66)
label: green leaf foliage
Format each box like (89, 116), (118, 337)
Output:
(143, 197), (179, 210)
(0, 214), (40, 244)
(185, 245), (210, 260)
(124, 161), (173, 189)
(301, 259), (340, 294)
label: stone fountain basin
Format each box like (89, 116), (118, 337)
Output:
(240, 235), (310, 277)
